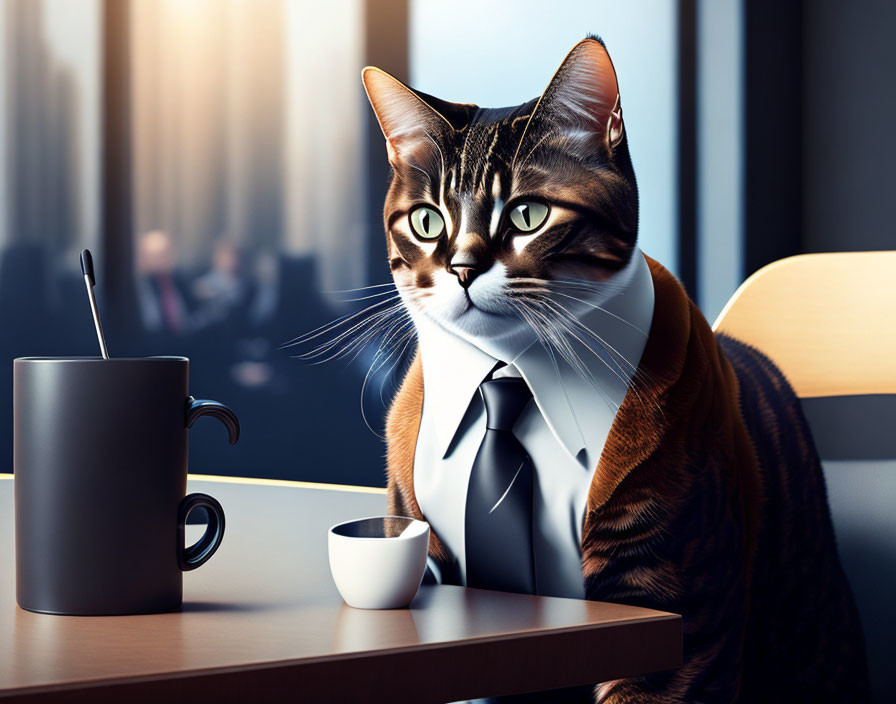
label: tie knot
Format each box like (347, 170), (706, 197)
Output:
(479, 377), (533, 431)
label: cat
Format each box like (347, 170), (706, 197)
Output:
(361, 37), (869, 702)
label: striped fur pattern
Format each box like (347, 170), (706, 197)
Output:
(720, 335), (870, 702)
(367, 37), (869, 702)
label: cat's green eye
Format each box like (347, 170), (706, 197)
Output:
(409, 206), (446, 240)
(508, 201), (550, 233)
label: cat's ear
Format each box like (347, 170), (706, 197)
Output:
(516, 37), (624, 162)
(362, 67), (453, 166)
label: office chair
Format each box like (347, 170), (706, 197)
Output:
(713, 251), (896, 701)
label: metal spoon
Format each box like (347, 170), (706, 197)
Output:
(80, 249), (110, 359)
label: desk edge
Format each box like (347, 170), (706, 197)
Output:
(0, 612), (681, 700)
(0, 473), (386, 495)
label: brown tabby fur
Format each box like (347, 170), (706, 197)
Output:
(385, 256), (869, 702)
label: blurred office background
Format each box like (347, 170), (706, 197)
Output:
(0, 0), (893, 487)
(2, 4), (895, 695)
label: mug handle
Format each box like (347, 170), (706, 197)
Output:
(177, 493), (225, 571)
(178, 397), (239, 570)
(186, 397), (240, 444)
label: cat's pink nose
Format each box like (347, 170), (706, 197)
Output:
(449, 265), (481, 288)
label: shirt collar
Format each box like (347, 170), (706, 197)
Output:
(416, 315), (497, 457)
(416, 250), (655, 462)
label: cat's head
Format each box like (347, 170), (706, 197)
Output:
(362, 37), (638, 345)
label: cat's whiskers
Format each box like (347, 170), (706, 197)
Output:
(507, 281), (644, 342)
(531, 313), (583, 376)
(510, 299), (620, 411)
(365, 319), (415, 389)
(543, 293), (661, 391)
(378, 327), (417, 406)
(325, 282), (397, 294)
(547, 291), (649, 336)
(513, 276), (628, 296)
(289, 279), (420, 436)
(511, 298), (588, 378)
(300, 306), (406, 365)
(506, 278), (651, 383)
(370, 315), (415, 367)
(359, 315), (417, 438)
(341, 310), (413, 369)
(511, 289), (665, 452)
(537, 296), (650, 391)
(296, 300), (402, 355)
(542, 297), (641, 376)
(524, 299), (624, 393)
(327, 288), (400, 303)
(507, 278), (626, 304)
(328, 292), (399, 305)
(549, 301), (661, 417)
(509, 286), (658, 414)
(297, 301), (405, 362)
(519, 306), (615, 406)
(281, 295), (401, 348)
(531, 297), (644, 407)
(552, 276), (627, 291)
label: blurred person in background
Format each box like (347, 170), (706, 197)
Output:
(230, 249), (280, 392)
(247, 250), (279, 328)
(192, 239), (248, 331)
(135, 229), (190, 336)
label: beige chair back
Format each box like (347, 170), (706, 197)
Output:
(712, 251), (896, 398)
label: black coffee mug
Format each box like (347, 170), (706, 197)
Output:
(14, 357), (239, 615)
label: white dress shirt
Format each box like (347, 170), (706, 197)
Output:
(412, 250), (655, 598)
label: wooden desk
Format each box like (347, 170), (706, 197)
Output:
(0, 475), (681, 703)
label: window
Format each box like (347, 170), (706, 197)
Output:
(2, 0), (686, 486)
(126, 0), (384, 484)
(2, 0), (387, 485)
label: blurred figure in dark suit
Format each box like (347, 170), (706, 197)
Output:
(135, 230), (190, 336)
(192, 239), (248, 331)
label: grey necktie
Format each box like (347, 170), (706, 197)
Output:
(464, 376), (536, 594)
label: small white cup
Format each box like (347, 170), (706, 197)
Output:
(328, 516), (430, 609)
